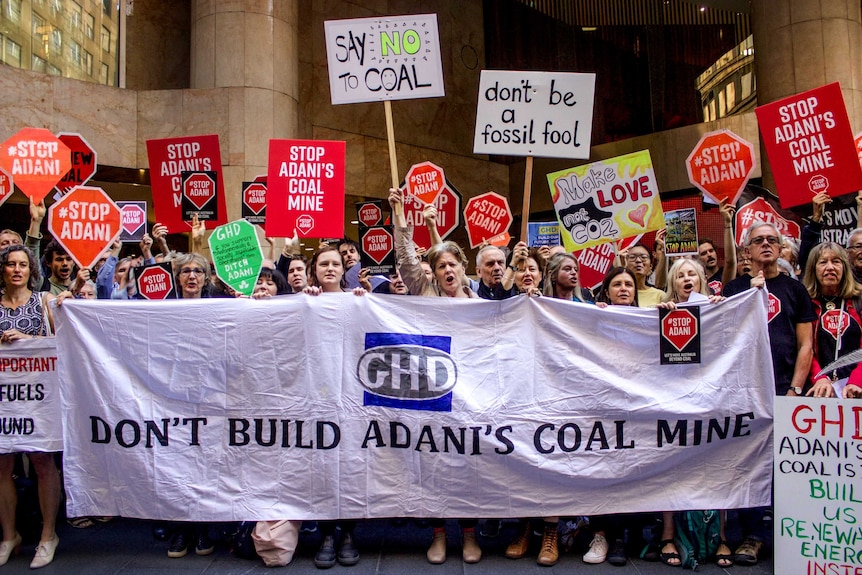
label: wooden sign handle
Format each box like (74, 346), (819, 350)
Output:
(520, 155), (534, 242)
(384, 100), (403, 216)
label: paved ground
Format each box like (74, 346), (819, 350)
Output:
(0, 515), (775, 574)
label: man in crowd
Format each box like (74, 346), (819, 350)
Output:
(474, 244), (519, 300)
(696, 198), (737, 294)
(41, 240), (75, 295)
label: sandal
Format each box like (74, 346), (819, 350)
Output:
(67, 516), (95, 529)
(660, 539), (681, 567)
(716, 539), (733, 567)
(92, 516), (114, 523)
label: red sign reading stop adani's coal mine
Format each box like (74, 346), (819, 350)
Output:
(146, 135), (228, 232)
(48, 185), (121, 269)
(266, 139), (346, 239)
(755, 82), (862, 208)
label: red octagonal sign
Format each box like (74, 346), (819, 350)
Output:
(403, 184), (462, 250)
(357, 202), (383, 227)
(686, 129), (755, 205)
(121, 203), (147, 236)
(464, 191), (513, 249)
(406, 161), (446, 205)
(0, 167), (13, 209)
(48, 185), (121, 269)
(661, 308), (698, 352)
(243, 182), (267, 215)
(137, 265), (175, 300)
(183, 172), (216, 210)
(55, 132), (97, 195)
(0, 127), (71, 203)
(362, 227), (393, 265)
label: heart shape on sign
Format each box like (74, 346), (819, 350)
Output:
(628, 204), (649, 227)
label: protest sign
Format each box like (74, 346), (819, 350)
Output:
(181, 171), (219, 222)
(359, 225), (395, 276)
(242, 181), (267, 226)
(527, 221), (560, 247)
(118, 201), (147, 242)
(463, 191), (513, 248)
(146, 134), (228, 232)
(818, 196), (859, 246)
(547, 150), (664, 252)
(474, 70), (595, 159)
(755, 83), (862, 208)
(685, 129), (755, 205)
(735, 197), (801, 246)
(575, 234), (643, 291)
(55, 132), (97, 196)
(664, 208), (698, 256)
(774, 397), (862, 575)
(324, 14), (444, 105)
(659, 307), (701, 365)
(0, 338), (62, 453)
(135, 262), (176, 300)
(48, 185), (121, 269)
(403, 183), (461, 250)
(356, 200), (383, 227)
(405, 161), (445, 205)
(55, 289), (773, 521)
(266, 139), (346, 239)
(208, 219), (264, 297)
(0, 167), (12, 208)
(0, 127), (71, 203)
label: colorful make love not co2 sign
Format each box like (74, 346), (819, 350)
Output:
(324, 14), (445, 105)
(0, 128), (71, 203)
(547, 150), (664, 252)
(266, 139), (346, 239)
(755, 82), (862, 208)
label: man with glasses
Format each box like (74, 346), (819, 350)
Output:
(722, 220), (815, 566)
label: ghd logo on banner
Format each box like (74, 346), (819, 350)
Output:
(357, 333), (457, 412)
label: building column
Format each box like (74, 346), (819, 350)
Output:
(751, 0), (862, 192)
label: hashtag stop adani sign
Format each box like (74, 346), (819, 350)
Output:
(48, 185), (121, 269)
(686, 130), (755, 205)
(266, 139), (346, 238)
(0, 127), (71, 203)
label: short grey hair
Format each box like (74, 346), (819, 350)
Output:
(475, 245), (505, 268)
(742, 220), (782, 247)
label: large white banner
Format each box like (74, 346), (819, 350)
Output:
(0, 338), (62, 453)
(54, 290), (774, 521)
(774, 397), (862, 575)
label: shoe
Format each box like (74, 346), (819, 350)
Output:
(152, 522), (170, 541)
(337, 532), (360, 566)
(301, 521), (319, 533)
(536, 523), (559, 566)
(195, 531), (214, 556)
(67, 517), (95, 529)
(505, 522), (531, 559)
(733, 537), (763, 566)
(168, 530), (190, 558)
(607, 538), (627, 566)
(480, 519), (501, 538)
(583, 533), (608, 564)
(427, 531), (447, 564)
(659, 539), (681, 566)
(29, 535), (58, 569)
(716, 539), (733, 568)
(0, 532), (21, 566)
(314, 534), (337, 569)
(462, 529), (482, 563)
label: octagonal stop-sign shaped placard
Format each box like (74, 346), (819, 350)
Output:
(0, 127), (72, 203)
(464, 191), (513, 248)
(686, 129), (755, 205)
(405, 161), (446, 205)
(48, 185), (121, 269)
(55, 132), (97, 195)
(0, 167), (13, 208)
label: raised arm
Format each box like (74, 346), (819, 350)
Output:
(720, 198), (737, 286)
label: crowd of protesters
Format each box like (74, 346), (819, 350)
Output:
(0, 188), (860, 569)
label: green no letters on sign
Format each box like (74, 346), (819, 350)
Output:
(208, 219), (263, 297)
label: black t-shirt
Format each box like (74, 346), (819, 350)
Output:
(477, 281), (519, 300)
(707, 268), (724, 295)
(723, 273), (816, 395)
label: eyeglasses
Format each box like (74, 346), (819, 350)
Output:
(749, 236), (780, 246)
(626, 254), (650, 261)
(179, 268), (206, 276)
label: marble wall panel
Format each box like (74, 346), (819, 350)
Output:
(215, 12), (246, 87)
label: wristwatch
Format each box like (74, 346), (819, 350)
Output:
(790, 386), (803, 395)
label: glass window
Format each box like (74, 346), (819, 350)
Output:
(5, 0), (22, 24)
(102, 0), (110, 16)
(718, 90), (726, 118)
(100, 25), (110, 53)
(84, 12), (94, 39)
(52, 28), (62, 51)
(5, 38), (22, 67)
(32, 12), (45, 35)
(70, 2), (82, 29)
(48, 63), (62, 76)
(99, 61), (109, 85)
(32, 55), (47, 73)
(726, 82), (736, 112)
(69, 40), (81, 65)
(83, 49), (92, 75)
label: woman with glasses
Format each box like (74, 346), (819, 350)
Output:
(620, 244), (663, 307)
(802, 242), (862, 399)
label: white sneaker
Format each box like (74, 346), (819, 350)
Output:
(583, 533), (608, 564)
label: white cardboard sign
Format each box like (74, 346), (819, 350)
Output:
(474, 70), (596, 159)
(324, 14), (445, 105)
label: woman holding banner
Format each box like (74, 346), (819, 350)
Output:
(0, 245), (63, 569)
(802, 242), (862, 399)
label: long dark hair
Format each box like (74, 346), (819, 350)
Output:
(0, 245), (42, 291)
(596, 266), (639, 306)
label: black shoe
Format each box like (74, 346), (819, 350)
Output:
(608, 539), (627, 566)
(195, 530), (214, 556)
(337, 532), (360, 566)
(167, 530), (190, 558)
(302, 521), (319, 533)
(152, 522), (170, 542)
(480, 519), (502, 538)
(314, 534), (337, 569)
